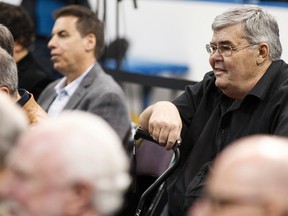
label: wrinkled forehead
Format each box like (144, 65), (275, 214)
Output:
(211, 24), (248, 44)
(7, 127), (64, 167)
(7, 136), (66, 185)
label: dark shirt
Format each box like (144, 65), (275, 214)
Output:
(17, 52), (52, 100)
(167, 60), (288, 216)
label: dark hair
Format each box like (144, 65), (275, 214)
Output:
(54, 5), (104, 59)
(0, 2), (35, 50)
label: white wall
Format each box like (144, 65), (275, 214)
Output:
(93, 0), (288, 82)
(8, 0), (288, 117)
(89, 0), (288, 118)
(0, 0), (21, 5)
(9, 0), (288, 82)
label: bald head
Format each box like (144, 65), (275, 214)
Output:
(215, 135), (288, 166)
(190, 135), (288, 216)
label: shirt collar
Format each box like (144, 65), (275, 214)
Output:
(247, 60), (282, 100)
(54, 64), (94, 96)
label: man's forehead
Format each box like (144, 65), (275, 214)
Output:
(52, 16), (79, 35)
(54, 15), (78, 26)
(10, 129), (62, 161)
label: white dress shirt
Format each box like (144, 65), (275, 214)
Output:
(47, 65), (93, 116)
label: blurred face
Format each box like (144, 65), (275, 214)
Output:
(0, 144), (69, 216)
(48, 16), (91, 75)
(189, 162), (270, 216)
(208, 24), (259, 99)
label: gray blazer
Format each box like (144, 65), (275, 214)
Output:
(38, 63), (131, 143)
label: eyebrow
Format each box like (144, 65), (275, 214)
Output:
(210, 40), (232, 45)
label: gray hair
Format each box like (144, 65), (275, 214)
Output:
(0, 24), (14, 56)
(212, 5), (282, 61)
(0, 93), (28, 169)
(0, 47), (18, 97)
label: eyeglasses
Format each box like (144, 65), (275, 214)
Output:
(206, 43), (256, 57)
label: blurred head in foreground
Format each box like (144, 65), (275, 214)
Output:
(1, 111), (131, 216)
(189, 135), (288, 216)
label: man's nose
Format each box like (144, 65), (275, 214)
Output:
(48, 36), (56, 49)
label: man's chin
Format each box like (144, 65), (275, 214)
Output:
(52, 65), (65, 75)
(215, 78), (226, 89)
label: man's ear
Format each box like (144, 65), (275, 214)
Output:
(85, 33), (96, 52)
(64, 182), (93, 215)
(256, 43), (269, 65)
(0, 86), (11, 95)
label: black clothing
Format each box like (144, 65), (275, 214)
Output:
(17, 52), (52, 100)
(168, 60), (288, 216)
(17, 89), (30, 106)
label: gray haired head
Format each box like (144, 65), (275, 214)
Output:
(0, 47), (18, 97)
(0, 24), (14, 56)
(212, 5), (282, 61)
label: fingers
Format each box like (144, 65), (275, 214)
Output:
(166, 127), (181, 150)
(141, 101), (182, 149)
(148, 122), (181, 150)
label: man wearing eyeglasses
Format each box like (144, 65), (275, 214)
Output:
(138, 5), (288, 216)
(188, 135), (288, 216)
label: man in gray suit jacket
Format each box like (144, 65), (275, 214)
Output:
(38, 5), (131, 145)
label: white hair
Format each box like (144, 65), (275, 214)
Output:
(34, 111), (131, 215)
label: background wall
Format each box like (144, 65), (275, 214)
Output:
(6, 0), (288, 82)
(94, 0), (288, 82)
(4, 0), (288, 120)
(89, 0), (288, 120)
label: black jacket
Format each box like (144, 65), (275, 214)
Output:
(168, 60), (288, 216)
(17, 52), (52, 100)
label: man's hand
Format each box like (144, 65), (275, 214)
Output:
(138, 101), (182, 149)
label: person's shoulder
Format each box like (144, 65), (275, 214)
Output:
(270, 60), (288, 83)
(264, 60), (288, 98)
(44, 78), (60, 89)
(185, 71), (216, 91)
(38, 79), (60, 98)
(89, 65), (121, 87)
(276, 59), (288, 73)
(84, 71), (125, 100)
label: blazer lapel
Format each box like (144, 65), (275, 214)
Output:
(40, 86), (57, 111)
(63, 66), (99, 109)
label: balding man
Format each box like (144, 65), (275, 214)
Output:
(1, 110), (131, 216)
(189, 135), (288, 216)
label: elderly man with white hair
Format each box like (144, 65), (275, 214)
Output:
(0, 110), (131, 216)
